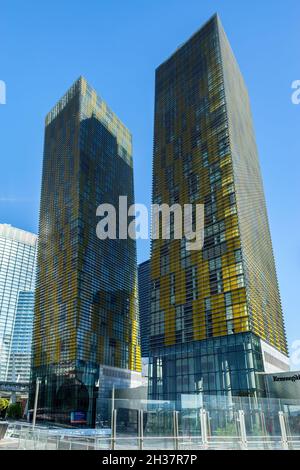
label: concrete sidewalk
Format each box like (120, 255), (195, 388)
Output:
(0, 438), (19, 450)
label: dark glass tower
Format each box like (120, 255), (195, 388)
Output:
(31, 77), (141, 426)
(138, 260), (151, 357)
(149, 15), (288, 403)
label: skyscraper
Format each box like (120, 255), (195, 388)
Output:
(7, 291), (35, 383)
(138, 260), (151, 358)
(149, 14), (288, 402)
(0, 224), (37, 382)
(31, 77), (141, 426)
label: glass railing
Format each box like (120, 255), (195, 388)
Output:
(3, 395), (300, 450)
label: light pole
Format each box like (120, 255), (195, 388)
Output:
(32, 378), (41, 429)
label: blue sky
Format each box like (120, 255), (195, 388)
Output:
(0, 0), (299, 358)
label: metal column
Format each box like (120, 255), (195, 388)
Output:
(200, 409), (208, 449)
(173, 410), (179, 450)
(238, 410), (248, 450)
(138, 409), (144, 450)
(111, 409), (117, 450)
(278, 411), (289, 450)
(32, 378), (40, 429)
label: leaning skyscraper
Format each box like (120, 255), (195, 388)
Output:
(30, 77), (141, 426)
(149, 14), (288, 402)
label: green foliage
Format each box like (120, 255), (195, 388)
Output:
(0, 398), (10, 418)
(0, 398), (9, 412)
(6, 402), (23, 419)
(215, 422), (237, 436)
(250, 424), (264, 437)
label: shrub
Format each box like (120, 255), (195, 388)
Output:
(6, 402), (23, 420)
(0, 398), (9, 418)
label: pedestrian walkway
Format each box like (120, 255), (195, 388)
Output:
(0, 438), (19, 450)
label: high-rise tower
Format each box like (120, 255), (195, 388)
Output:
(31, 77), (141, 426)
(149, 15), (288, 402)
(7, 291), (35, 383)
(0, 224), (37, 382)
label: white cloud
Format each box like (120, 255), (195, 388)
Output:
(0, 197), (33, 203)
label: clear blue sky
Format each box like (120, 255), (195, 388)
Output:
(0, 0), (299, 357)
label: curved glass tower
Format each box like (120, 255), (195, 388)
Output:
(0, 224), (37, 382)
(7, 291), (35, 383)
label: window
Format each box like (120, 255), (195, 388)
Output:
(235, 249), (242, 263)
(160, 252), (169, 275)
(170, 273), (176, 305)
(180, 238), (191, 268)
(237, 274), (245, 288)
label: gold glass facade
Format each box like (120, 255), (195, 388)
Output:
(31, 77), (141, 426)
(149, 15), (287, 401)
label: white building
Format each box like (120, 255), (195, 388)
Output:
(0, 224), (37, 381)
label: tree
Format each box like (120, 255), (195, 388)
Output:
(6, 402), (23, 420)
(0, 398), (9, 418)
